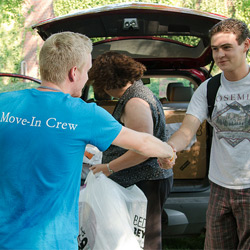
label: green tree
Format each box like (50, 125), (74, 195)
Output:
(1, 0), (250, 74)
(0, 0), (25, 73)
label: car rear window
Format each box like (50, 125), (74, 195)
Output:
(145, 77), (195, 101)
(86, 76), (196, 103)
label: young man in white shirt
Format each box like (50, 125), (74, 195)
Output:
(164, 18), (250, 249)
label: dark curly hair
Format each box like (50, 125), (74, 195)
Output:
(209, 18), (250, 45)
(88, 52), (146, 95)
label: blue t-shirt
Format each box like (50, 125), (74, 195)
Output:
(0, 89), (122, 250)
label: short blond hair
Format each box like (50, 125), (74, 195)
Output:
(39, 32), (92, 84)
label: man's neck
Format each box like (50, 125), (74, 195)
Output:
(224, 64), (250, 81)
(38, 81), (64, 92)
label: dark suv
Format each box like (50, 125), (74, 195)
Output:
(32, 2), (226, 237)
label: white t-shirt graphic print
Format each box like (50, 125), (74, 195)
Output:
(186, 71), (250, 190)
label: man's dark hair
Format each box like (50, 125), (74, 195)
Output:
(209, 18), (250, 45)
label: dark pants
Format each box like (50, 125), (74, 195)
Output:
(136, 176), (173, 250)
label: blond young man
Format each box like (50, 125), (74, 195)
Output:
(0, 32), (174, 250)
(163, 18), (250, 249)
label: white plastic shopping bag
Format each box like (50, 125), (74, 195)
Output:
(78, 171), (147, 250)
(81, 145), (103, 182)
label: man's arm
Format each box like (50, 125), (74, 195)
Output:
(112, 126), (174, 159)
(90, 126), (175, 175)
(168, 114), (201, 152)
(157, 114), (201, 170)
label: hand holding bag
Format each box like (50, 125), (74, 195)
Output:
(78, 171), (147, 250)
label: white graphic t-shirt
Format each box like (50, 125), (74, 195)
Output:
(187, 72), (250, 190)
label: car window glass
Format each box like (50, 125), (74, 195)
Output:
(87, 85), (95, 100)
(87, 78), (195, 102)
(144, 77), (194, 101)
(165, 36), (200, 47)
(87, 85), (116, 102)
(0, 76), (40, 93)
(92, 36), (201, 47)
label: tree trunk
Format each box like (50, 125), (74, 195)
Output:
(22, 0), (54, 78)
(195, 0), (203, 10)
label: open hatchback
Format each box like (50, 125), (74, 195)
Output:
(32, 2), (226, 237)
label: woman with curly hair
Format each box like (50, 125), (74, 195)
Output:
(89, 51), (174, 250)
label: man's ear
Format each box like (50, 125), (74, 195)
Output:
(243, 38), (250, 53)
(68, 66), (77, 82)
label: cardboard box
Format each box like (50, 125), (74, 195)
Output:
(164, 109), (207, 179)
(97, 100), (117, 114)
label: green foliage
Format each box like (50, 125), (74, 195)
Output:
(1, 0), (250, 75)
(53, 0), (250, 21)
(54, 0), (127, 16)
(0, 0), (25, 73)
(147, 79), (160, 98)
(0, 77), (40, 93)
(54, 0), (180, 16)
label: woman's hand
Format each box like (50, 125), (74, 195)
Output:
(89, 164), (111, 176)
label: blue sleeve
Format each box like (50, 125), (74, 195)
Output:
(89, 105), (122, 152)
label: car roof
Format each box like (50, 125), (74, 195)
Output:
(32, 2), (226, 68)
(0, 73), (41, 84)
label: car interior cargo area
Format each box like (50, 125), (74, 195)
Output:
(86, 75), (208, 184)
